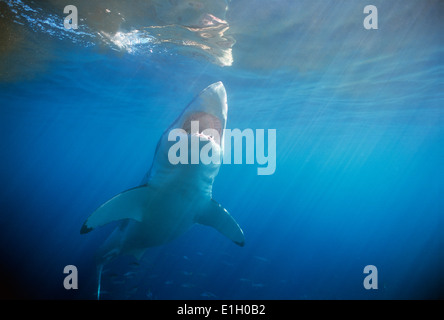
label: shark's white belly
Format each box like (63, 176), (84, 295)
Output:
(121, 190), (201, 250)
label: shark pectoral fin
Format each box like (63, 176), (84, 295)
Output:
(80, 185), (152, 234)
(197, 200), (245, 247)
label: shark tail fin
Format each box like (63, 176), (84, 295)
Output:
(196, 200), (245, 246)
(80, 185), (155, 234)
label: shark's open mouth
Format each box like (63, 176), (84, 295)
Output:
(182, 111), (222, 145)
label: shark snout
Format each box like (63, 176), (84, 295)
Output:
(198, 81), (227, 121)
(178, 82), (228, 146)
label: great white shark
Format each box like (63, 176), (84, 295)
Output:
(80, 81), (244, 298)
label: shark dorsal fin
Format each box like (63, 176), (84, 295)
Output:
(196, 200), (245, 246)
(81, 185), (153, 234)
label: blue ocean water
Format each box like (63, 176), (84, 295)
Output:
(0, 0), (442, 299)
